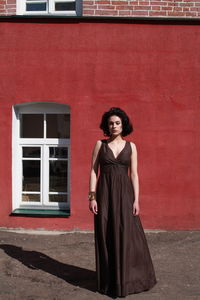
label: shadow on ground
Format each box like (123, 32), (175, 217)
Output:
(0, 244), (96, 293)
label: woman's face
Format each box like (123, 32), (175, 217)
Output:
(108, 115), (123, 136)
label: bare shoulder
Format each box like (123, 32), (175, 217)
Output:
(95, 140), (102, 149)
(93, 140), (102, 154)
(130, 141), (137, 154)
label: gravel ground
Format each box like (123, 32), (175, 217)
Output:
(0, 229), (199, 300)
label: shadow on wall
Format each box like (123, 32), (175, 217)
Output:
(0, 244), (96, 292)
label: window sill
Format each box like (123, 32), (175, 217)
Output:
(11, 209), (70, 217)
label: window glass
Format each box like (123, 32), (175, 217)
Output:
(22, 194), (40, 202)
(49, 147), (68, 158)
(21, 114), (44, 138)
(46, 114), (70, 138)
(26, 3), (47, 11)
(23, 161), (40, 192)
(23, 147), (40, 158)
(49, 194), (68, 203)
(55, 2), (76, 11)
(49, 160), (68, 192)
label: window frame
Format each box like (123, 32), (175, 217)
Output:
(16, 0), (82, 17)
(12, 102), (70, 212)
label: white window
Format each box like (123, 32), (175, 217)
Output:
(16, 0), (82, 16)
(12, 102), (70, 213)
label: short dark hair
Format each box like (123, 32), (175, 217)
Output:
(100, 107), (133, 137)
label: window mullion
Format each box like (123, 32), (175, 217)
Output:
(42, 145), (49, 205)
(44, 113), (46, 139)
(49, 0), (54, 13)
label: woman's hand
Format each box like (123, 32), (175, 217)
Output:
(133, 201), (140, 216)
(89, 200), (98, 215)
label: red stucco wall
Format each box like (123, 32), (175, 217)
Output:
(0, 20), (199, 230)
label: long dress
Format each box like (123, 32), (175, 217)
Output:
(94, 139), (157, 297)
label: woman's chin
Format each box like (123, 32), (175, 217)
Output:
(110, 132), (122, 137)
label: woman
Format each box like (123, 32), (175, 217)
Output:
(88, 107), (157, 298)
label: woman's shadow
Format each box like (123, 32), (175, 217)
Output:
(0, 244), (96, 292)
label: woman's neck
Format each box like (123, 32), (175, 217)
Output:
(108, 135), (123, 143)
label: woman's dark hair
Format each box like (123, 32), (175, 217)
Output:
(100, 107), (133, 137)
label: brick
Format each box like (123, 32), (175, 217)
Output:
(6, 4), (15, 8)
(83, 9), (95, 14)
(130, 1), (139, 5)
(162, 6), (173, 10)
(119, 10), (131, 14)
(174, 7), (183, 11)
(116, 5), (133, 9)
(132, 10), (148, 15)
(84, 1), (94, 4)
(151, 6), (161, 10)
(167, 11), (185, 16)
(97, 4), (115, 9)
(0, 4), (5, 8)
(151, 1), (167, 5)
(185, 11), (197, 16)
(6, 0), (15, 3)
(95, 9), (118, 14)
(195, 2), (200, 6)
(149, 10), (167, 15)
(95, 0), (111, 4)
(111, 1), (129, 4)
(179, 2), (194, 6)
(84, 5), (97, 9)
(168, 2), (179, 7)
(182, 7), (190, 11)
(0, 0), (6, 4)
(133, 5), (151, 9)
(138, 1), (150, 5)
(191, 7), (200, 11)
(6, 10), (16, 14)
(150, 0), (162, 4)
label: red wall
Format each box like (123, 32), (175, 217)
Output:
(0, 20), (199, 230)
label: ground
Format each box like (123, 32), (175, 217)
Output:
(0, 229), (199, 300)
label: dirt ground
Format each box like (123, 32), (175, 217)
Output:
(0, 229), (199, 300)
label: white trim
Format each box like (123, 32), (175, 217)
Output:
(15, 102), (70, 114)
(12, 102), (70, 211)
(16, 0), (76, 16)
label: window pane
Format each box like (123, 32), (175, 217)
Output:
(22, 194), (40, 202)
(46, 114), (70, 138)
(26, 3), (47, 11)
(49, 147), (68, 158)
(23, 147), (40, 158)
(49, 161), (68, 192)
(49, 194), (68, 203)
(21, 114), (44, 138)
(23, 161), (40, 191)
(55, 2), (76, 11)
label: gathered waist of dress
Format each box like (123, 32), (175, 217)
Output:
(100, 164), (128, 174)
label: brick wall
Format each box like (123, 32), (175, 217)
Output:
(0, 0), (199, 18)
(83, 0), (200, 17)
(0, 0), (16, 15)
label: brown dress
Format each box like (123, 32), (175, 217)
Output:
(94, 139), (157, 297)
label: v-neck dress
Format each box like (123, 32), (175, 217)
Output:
(94, 139), (157, 297)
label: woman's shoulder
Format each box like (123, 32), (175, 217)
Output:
(95, 139), (107, 146)
(128, 141), (137, 152)
(93, 139), (105, 151)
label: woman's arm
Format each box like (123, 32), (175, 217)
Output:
(130, 142), (140, 216)
(89, 140), (102, 215)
